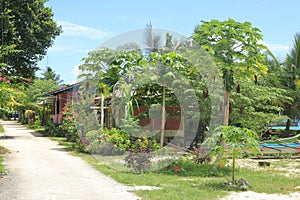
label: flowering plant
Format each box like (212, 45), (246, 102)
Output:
(173, 166), (181, 172)
(62, 103), (78, 141)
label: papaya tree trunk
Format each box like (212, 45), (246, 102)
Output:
(222, 90), (230, 143)
(214, 91), (230, 168)
(160, 87), (166, 147)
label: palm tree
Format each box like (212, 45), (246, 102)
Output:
(284, 33), (300, 122)
(143, 22), (161, 52)
(286, 33), (300, 89)
(143, 22), (166, 147)
(41, 66), (63, 84)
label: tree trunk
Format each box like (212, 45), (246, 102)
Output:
(160, 87), (166, 147)
(214, 91), (230, 168)
(232, 147), (236, 185)
(224, 91), (230, 126)
(222, 91), (230, 146)
(100, 93), (104, 129)
(285, 118), (290, 131)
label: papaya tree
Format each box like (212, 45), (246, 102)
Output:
(193, 18), (269, 162)
(220, 126), (260, 185)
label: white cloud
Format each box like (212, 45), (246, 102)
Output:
(263, 42), (291, 52)
(47, 45), (76, 53)
(58, 21), (109, 39)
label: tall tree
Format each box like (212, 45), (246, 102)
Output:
(0, 0), (61, 78)
(284, 33), (300, 120)
(193, 18), (268, 126)
(193, 19), (269, 164)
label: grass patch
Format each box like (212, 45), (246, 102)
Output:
(54, 141), (300, 200)
(49, 137), (88, 153)
(22, 123), (46, 134)
(0, 146), (8, 175)
(236, 168), (300, 194)
(0, 124), (4, 133)
(79, 155), (230, 200)
(49, 137), (75, 151)
(77, 153), (300, 200)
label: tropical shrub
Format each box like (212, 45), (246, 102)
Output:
(61, 103), (78, 142)
(124, 135), (160, 173)
(86, 129), (124, 155)
(157, 157), (231, 177)
(104, 128), (131, 151)
(44, 118), (65, 137)
(217, 126), (260, 185)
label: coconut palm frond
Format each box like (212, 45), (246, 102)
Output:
(144, 22), (161, 51)
(291, 33), (300, 69)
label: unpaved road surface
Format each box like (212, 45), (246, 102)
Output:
(0, 120), (140, 200)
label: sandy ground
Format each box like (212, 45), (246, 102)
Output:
(0, 120), (141, 200)
(220, 191), (300, 200)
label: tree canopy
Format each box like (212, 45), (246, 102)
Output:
(41, 66), (63, 84)
(193, 18), (269, 127)
(0, 0), (61, 78)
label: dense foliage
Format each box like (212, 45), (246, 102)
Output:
(0, 0), (61, 78)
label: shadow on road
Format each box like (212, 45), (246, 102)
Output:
(50, 147), (70, 152)
(0, 135), (16, 140)
(30, 132), (44, 137)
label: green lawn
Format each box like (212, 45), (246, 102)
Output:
(0, 146), (8, 175)
(0, 125), (6, 174)
(0, 124), (4, 133)
(49, 137), (300, 200)
(77, 153), (300, 200)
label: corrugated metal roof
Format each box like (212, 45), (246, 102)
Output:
(44, 82), (82, 96)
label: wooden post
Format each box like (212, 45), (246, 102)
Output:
(100, 93), (104, 129)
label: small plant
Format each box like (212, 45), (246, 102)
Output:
(44, 119), (65, 137)
(173, 165), (181, 172)
(62, 103), (78, 142)
(194, 146), (212, 164)
(24, 109), (36, 124)
(124, 136), (158, 173)
(104, 128), (131, 151)
(157, 157), (230, 177)
(219, 126), (260, 185)
(86, 129), (127, 156)
(28, 118), (41, 129)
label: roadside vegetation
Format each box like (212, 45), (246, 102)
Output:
(0, 2), (300, 199)
(49, 137), (300, 200)
(0, 124), (8, 175)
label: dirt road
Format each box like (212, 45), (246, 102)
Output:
(0, 120), (140, 200)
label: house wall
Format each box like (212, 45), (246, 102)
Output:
(52, 91), (76, 124)
(134, 106), (182, 131)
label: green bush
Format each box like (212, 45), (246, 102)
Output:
(85, 128), (160, 159)
(28, 118), (41, 129)
(0, 125), (4, 133)
(86, 129), (124, 156)
(157, 157), (231, 177)
(44, 119), (66, 137)
(104, 128), (131, 151)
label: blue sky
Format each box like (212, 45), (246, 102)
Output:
(37, 0), (300, 84)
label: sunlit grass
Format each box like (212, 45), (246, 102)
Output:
(52, 138), (300, 200)
(0, 125), (4, 133)
(0, 146), (8, 175)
